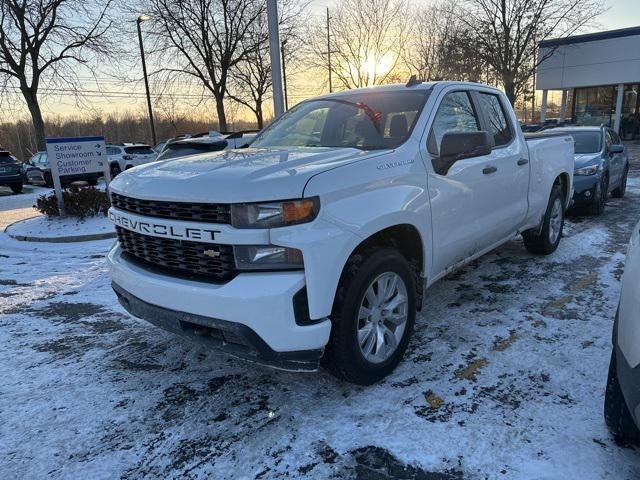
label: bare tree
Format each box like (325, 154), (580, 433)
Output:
(308, 0), (410, 90)
(406, 1), (485, 82)
(461, 0), (605, 104)
(227, 0), (307, 128)
(0, 0), (114, 149)
(147, 0), (266, 132)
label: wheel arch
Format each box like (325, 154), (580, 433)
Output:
(335, 224), (426, 312)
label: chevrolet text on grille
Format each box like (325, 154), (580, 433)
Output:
(108, 211), (221, 241)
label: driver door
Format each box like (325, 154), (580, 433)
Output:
(423, 90), (498, 277)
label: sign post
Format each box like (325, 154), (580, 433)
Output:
(45, 136), (110, 215)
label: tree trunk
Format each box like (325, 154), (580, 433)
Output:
(503, 76), (517, 106)
(214, 93), (228, 132)
(22, 87), (46, 150)
(256, 100), (263, 129)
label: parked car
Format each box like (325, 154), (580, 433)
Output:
(22, 160), (44, 185)
(606, 219), (640, 444)
(107, 81), (574, 385)
(0, 150), (24, 193)
(106, 144), (157, 177)
(155, 136), (230, 161)
(547, 126), (629, 215)
(26, 151), (101, 187)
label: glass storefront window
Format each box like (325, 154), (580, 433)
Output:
(620, 84), (639, 140)
(573, 86), (617, 127)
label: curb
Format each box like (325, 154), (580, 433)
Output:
(4, 216), (116, 243)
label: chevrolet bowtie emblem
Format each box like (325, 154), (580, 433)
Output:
(203, 249), (220, 258)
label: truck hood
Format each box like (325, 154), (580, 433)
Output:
(109, 147), (389, 203)
(574, 153), (602, 169)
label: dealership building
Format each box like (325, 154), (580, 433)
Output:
(536, 26), (640, 139)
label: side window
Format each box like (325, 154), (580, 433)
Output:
(478, 93), (513, 147)
(605, 130), (613, 152)
(610, 129), (621, 145)
(428, 91), (480, 155)
(106, 147), (119, 156)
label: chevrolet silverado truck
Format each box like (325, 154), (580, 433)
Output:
(107, 81), (574, 385)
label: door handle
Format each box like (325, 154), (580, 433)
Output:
(482, 166), (497, 174)
(517, 158), (529, 166)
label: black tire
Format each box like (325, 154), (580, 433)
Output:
(9, 182), (23, 194)
(87, 178), (98, 186)
(611, 167), (628, 198)
(604, 348), (640, 444)
(111, 164), (121, 177)
(588, 174), (608, 215)
(44, 172), (53, 188)
(321, 248), (416, 385)
(523, 185), (565, 255)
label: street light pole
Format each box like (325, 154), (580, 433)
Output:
(137, 15), (157, 145)
(266, 0), (285, 119)
(281, 39), (288, 111)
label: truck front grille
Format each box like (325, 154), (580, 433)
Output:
(111, 193), (231, 224)
(116, 227), (237, 282)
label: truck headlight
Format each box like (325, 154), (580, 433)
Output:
(575, 165), (599, 176)
(233, 245), (303, 270)
(231, 197), (319, 229)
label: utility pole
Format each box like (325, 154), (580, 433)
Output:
(326, 7), (332, 93)
(136, 15), (157, 145)
(281, 39), (289, 111)
(267, 0), (285, 118)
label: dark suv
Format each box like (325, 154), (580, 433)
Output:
(0, 150), (24, 194)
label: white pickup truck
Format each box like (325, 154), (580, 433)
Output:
(107, 81), (574, 385)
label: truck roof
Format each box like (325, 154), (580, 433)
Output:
(313, 81), (505, 100)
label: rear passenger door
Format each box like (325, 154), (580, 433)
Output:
(474, 90), (529, 246)
(606, 128), (624, 187)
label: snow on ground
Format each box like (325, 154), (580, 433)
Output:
(2, 168), (640, 478)
(6, 214), (112, 239)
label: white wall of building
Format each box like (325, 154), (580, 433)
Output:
(537, 30), (640, 90)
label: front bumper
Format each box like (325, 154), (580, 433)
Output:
(571, 174), (599, 205)
(108, 245), (331, 370)
(0, 173), (23, 185)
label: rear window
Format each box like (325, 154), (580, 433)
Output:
(124, 146), (155, 155)
(565, 131), (602, 154)
(0, 152), (18, 163)
(156, 141), (228, 161)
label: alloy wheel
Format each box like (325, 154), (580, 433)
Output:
(357, 272), (409, 364)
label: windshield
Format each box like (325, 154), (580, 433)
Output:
(251, 90), (431, 150)
(156, 141), (228, 161)
(564, 131), (602, 154)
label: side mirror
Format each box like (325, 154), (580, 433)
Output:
(433, 131), (492, 175)
(610, 144), (624, 154)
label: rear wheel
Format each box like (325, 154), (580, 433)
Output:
(322, 249), (416, 385)
(9, 182), (23, 194)
(605, 348), (640, 444)
(612, 167), (628, 198)
(589, 174), (608, 215)
(523, 185), (564, 255)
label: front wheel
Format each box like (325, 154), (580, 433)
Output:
(588, 175), (608, 215)
(523, 185), (565, 255)
(110, 164), (122, 178)
(605, 348), (640, 443)
(9, 182), (23, 194)
(44, 172), (53, 188)
(322, 249), (416, 385)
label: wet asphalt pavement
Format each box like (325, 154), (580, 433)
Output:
(2, 146), (640, 479)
